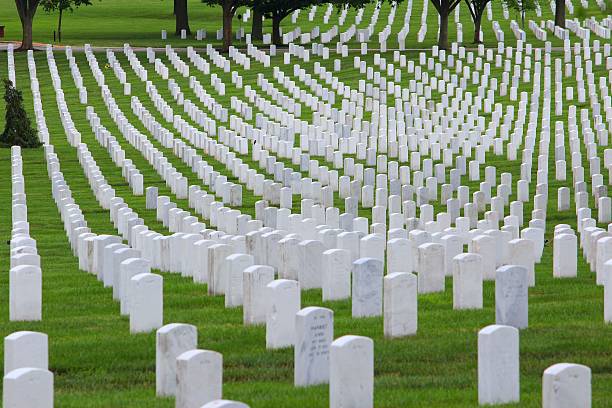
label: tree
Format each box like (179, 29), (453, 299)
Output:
(40, 0), (94, 43)
(554, 0), (564, 28)
(463, 0), (491, 43)
(254, 0), (396, 47)
(14, 0), (42, 50)
(175, 0), (191, 36)
(254, 0), (324, 46)
(202, 0), (252, 52)
(504, 0), (537, 29)
(1, 80), (41, 148)
(251, 7), (263, 41)
(430, 0), (462, 49)
(202, 0), (251, 52)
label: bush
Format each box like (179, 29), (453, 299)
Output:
(1, 79), (42, 148)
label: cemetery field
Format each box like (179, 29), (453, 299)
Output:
(1, 41), (611, 407)
(0, 0), (609, 49)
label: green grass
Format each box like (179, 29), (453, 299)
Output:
(0, 0), (609, 49)
(0, 5), (612, 407)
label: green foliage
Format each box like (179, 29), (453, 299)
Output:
(0, 80), (41, 148)
(503, 0), (538, 14)
(40, 0), (94, 13)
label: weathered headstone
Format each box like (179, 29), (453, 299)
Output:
(352, 258), (383, 318)
(322, 249), (351, 301)
(294, 307), (333, 387)
(542, 363), (591, 408)
(495, 265), (528, 329)
(156, 323), (198, 396)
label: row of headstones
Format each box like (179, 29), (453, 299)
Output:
(155, 322), (375, 408)
(25, 51), (51, 144)
(83, 39), (584, 247)
(111, 40), (564, 264)
(7, 44), (16, 86)
(67, 44), (556, 284)
(44, 142), (167, 333)
(1, 330), (247, 408)
(9, 146), (42, 322)
(158, 38), (520, 190)
(140, 44), (536, 233)
(161, 28), (207, 41)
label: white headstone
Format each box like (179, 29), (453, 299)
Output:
(553, 234), (577, 278)
(495, 265), (528, 329)
(542, 363), (591, 408)
(453, 253), (483, 309)
(478, 324), (520, 405)
(156, 323), (198, 396)
(266, 279), (300, 349)
(176, 349), (222, 408)
(9, 265), (41, 321)
(417, 243), (445, 293)
(384, 272), (417, 337)
(322, 249), (351, 301)
(352, 258), (383, 317)
(329, 335), (374, 408)
(3, 331), (48, 374)
(130, 273), (163, 333)
(2, 367), (53, 408)
(243, 265), (275, 325)
(294, 307), (333, 387)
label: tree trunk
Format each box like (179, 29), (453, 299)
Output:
(173, 0), (177, 15)
(175, 0), (190, 36)
(57, 6), (63, 42)
(222, 4), (233, 53)
(438, 10), (449, 49)
(15, 0), (40, 51)
(473, 12), (482, 43)
(554, 0), (565, 28)
(251, 8), (263, 41)
(20, 16), (33, 50)
(272, 13), (282, 46)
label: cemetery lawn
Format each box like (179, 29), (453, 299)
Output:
(0, 0), (609, 49)
(1, 47), (611, 407)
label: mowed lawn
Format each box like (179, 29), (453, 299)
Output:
(0, 13), (612, 408)
(0, 0), (609, 48)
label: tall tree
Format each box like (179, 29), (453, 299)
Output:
(41, 0), (94, 43)
(463, 0), (491, 43)
(504, 0), (537, 29)
(251, 7), (263, 41)
(430, 0), (462, 49)
(202, 0), (252, 52)
(14, 0), (42, 50)
(175, 0), (191, 35)
(554, 0), (564, 28)
(1, 80), (42, 148)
